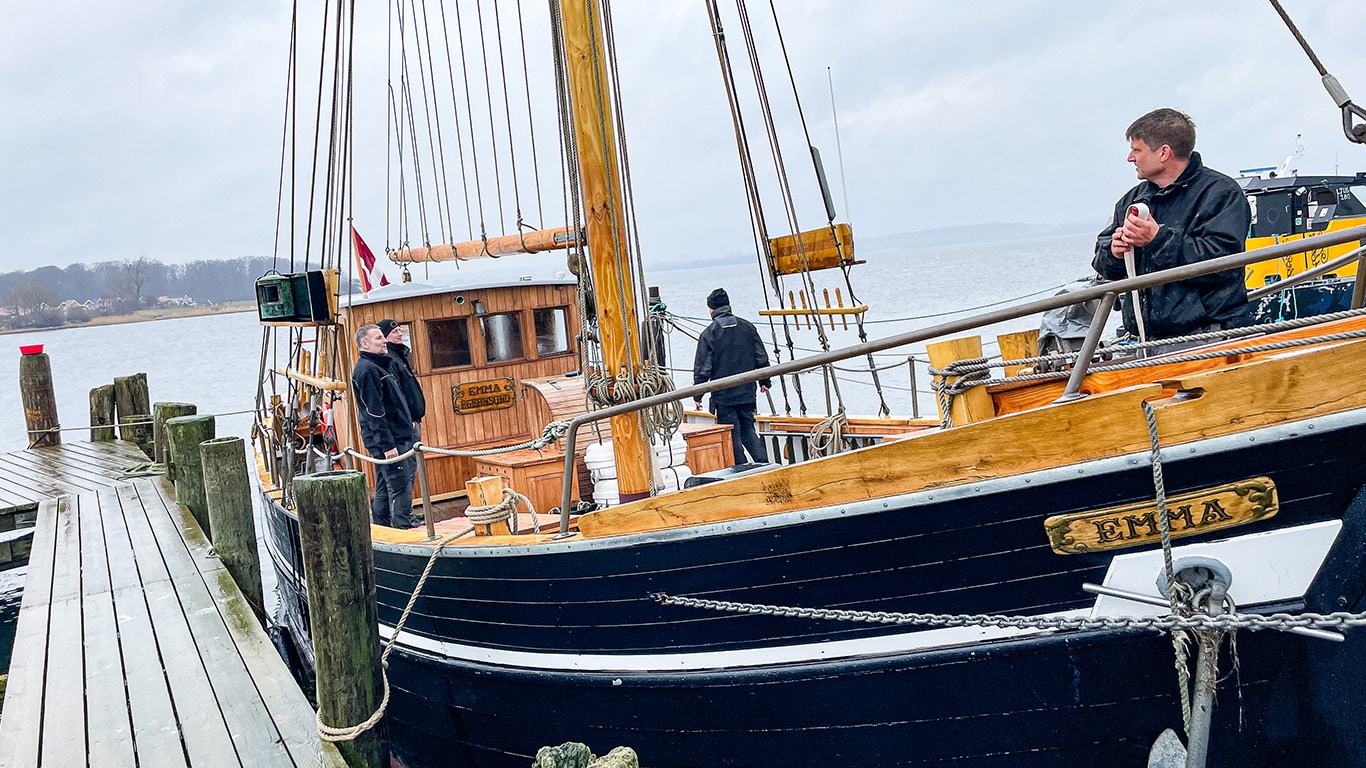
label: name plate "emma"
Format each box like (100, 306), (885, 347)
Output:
(1044, 477), (1278, 555)
(452, 378), (516, 415)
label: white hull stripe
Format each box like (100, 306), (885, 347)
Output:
(378, 613), (1078, 673)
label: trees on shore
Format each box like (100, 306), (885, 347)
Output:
(0, 255), (275, 329)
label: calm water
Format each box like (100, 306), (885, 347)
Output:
(651, 232), (1099, 417)
(1, 311), (262, 452)
(0, 233), (1098, 451)
(0, 232), (1096, 680)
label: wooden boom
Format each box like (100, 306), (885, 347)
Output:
(389, 226), (580, 263)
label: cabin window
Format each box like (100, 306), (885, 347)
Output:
(534, 307), (570, 356)
(1249, 190), (1294, 238)
(427, 318), (472, 369)
(480, 312), (525, 363)
(1342, 184), (1366, 216)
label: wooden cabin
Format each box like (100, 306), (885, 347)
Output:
(331, 271), (734, 514)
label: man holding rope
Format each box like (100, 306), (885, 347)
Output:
(1092, 108), (1251, 344)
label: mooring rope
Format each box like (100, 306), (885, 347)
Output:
(465, 487), (539, 533)
(1142, 398), (1196, 736)
(317, 531), (463, 743)
(341, 421), (571, 467)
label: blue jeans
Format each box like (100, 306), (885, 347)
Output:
(371, 443), (417, 528)
(715, 403), (767, 465)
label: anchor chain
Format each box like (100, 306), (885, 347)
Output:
(652, 593), (1366, 635)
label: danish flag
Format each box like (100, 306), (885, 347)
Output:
(350, 226), (392, 293)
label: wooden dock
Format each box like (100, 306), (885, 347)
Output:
(0, 440), (153, 511)
(0, 441), (343, 767)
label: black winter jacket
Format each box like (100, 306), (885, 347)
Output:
(351, 350), (414, 456)
(693, 305), (771, 408)
(386, 341), (426, 421)
(1092, 152), (1251, 338)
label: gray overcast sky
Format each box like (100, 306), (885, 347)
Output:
(2, 1), (1365, 275)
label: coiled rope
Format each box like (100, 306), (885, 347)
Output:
(807, 410), (847, 457)
(465, 487), (538, 533)
(584, 365), (684, 441)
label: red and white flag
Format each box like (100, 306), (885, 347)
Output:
(351, 226), (392, 293)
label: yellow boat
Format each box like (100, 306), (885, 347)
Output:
(1242, 171), (1366, 287)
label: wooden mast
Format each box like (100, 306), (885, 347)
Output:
(557, 0), (653, 502)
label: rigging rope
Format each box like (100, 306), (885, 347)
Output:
(474, 0), (507, 236)
(761, 0), (890, 417)
(433, 0), (475, 240)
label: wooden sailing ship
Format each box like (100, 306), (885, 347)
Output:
(252, 2), (1366, 767)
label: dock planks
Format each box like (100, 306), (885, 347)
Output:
(0, 440), (153, 510)
(0, 441), (343, 767)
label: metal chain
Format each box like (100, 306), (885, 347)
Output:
(653, 593), (1366, 634)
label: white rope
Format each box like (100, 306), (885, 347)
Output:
(807, 410), (847, 457)
(465, 487), (539, 532)
(341, 422), (570, 467)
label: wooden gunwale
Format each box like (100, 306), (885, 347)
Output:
(310, 316), (1366, 547)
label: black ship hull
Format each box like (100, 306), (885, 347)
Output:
(263, 408), (1366, 767)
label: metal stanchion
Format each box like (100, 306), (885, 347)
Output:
(414, 446), (436, 541)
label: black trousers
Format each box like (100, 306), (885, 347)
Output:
(715, 403), (767, 465)
(371, 441), (417, 528)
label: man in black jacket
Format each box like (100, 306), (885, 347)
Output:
(693, 288), (771, 465)
(351, 323), (418, 529)
(1092, 108), (1251, 341)
(377, 319), (426, 439)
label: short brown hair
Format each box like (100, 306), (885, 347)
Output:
(1126, 108), (1196, 159)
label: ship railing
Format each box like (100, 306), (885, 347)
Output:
(557, 222), (1366, 533)
(757, 424), (888, 467)
(684, 411), (923, 465)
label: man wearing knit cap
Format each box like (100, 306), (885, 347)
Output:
(692, 288), (771, 465)
(377, 319), (426, 439)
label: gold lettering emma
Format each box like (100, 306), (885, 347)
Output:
(1091, 499), (1234, 544)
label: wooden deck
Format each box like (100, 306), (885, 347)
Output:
(0, 440), (154, 510)
(0, 442), (343, 767)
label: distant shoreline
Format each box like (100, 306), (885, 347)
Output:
(1, 301), (256, 335)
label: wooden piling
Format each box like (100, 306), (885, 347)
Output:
(165, 414), (215, 537)
(201, 436), (264, 618)
(114, 373), (153, 456)
(89, 384), (116, 441)
(153, 402), (197, 465)
(467, 475), (510, 536)
(294, 470), (385, 768)
(19, 352), (60, 448)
